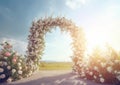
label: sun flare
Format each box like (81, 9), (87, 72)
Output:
(85, 30), (109, 54)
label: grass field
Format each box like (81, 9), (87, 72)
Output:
(39, 61), (73, 70)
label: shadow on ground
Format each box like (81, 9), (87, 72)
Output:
(2, 71), (114, 85)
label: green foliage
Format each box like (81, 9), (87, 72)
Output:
(39, 61), (72, 70)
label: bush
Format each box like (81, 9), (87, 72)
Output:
(77, 45), (120, 84)
(0, 42), (27, 82)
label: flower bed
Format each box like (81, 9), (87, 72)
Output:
(0, 42), (28, 82)
(76, 45), (120, 84)
(0, 41), (120, 84)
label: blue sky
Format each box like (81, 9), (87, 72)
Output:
(0, 0), (120, 61)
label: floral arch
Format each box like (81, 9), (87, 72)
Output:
(0, 16), (86, 83)
(0, 16), (119, 84)
(26, 16), (86, 71)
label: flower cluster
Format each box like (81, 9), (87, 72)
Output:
(0, 42), (27, 83)
(75, 45), (120, 84)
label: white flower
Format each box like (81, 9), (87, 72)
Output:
(81, 72), (85, 77)
(30, 71), (32, 74)
(12, 69), (16, 73)
(4, 57), (8, 60)
(101, 63), (106, 68)
(83, 83), (87, 85)
(7, 78), (12, 83)
(114, 70), (117, 74)
(77, 61), (81, 65)
(0, 74), (5, 79)
(7, 66), (11, 70)
(116, 75), (120, 80)
(89, 72), (93, 76)
(100, 77), (105, 83)
(98, 60), (101, 62)
(17, 63), (21, 66)
(94, 66), (98, 71)
(0, 68), (4, 72)
(19, 66), (22, 70)
(114, 60), (119, 63)
(0, 61), (2, 64)
(3, 62), (7, 66)
(18, 70), (23, 75)
(94, 75), (97, 79)
(86, 67), (89, 70)
(117, 71), (120, 74)
(109, 61), (114, 66)
(107, 66), (112, 73)
(19, 59), (22, 62)
(80, 80), (84, 84)
(99, 74), (102, 77)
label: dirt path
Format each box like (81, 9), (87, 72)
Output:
(2, 70), (113, 85)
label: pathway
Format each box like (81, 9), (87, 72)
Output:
(2, 70), (113, 85)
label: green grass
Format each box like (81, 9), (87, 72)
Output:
(39, 61), (73, 70)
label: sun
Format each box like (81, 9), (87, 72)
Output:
(85, 30), (109, 54)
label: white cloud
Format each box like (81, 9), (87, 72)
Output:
(65, 0), (86, 10)
(0, 38), (27, 55)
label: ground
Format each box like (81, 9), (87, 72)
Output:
(2, 70), (113, 85)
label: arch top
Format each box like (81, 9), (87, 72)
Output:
(31, 17), (80, 33)
(27, 16), (86, 68)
